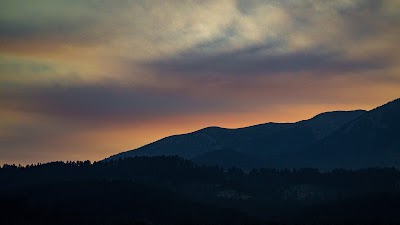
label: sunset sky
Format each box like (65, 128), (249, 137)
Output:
(1, 0), (400, 164)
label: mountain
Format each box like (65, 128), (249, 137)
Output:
(296, 98), (400, 169)
(106, 98), (400, 169)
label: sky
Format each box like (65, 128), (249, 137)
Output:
(1, 0), (400, 165)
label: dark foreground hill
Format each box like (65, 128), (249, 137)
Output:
(107, 98), (400, 169)
(1, 156), (400, 225)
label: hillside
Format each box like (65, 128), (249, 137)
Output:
(107, 99), (400, 169)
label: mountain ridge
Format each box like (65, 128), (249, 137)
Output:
(106, 99), (400, 169)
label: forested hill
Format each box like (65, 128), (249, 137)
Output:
(2, 156), (400, 225)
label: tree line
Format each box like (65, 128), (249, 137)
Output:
(1, 156), (400, 225)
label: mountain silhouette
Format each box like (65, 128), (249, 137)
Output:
(107, 99), (400, 169)
(296, 98), (400, 169)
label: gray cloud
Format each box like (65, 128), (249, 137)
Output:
(140, 0), (397, 78)
(0, 84), (233, 123)
(0, 18), (94, 41)
(146, 46), (388, 76)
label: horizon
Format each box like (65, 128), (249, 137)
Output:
(2, 98), (398, 165)
(1, 1), (400, 165)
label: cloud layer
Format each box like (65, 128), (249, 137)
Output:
(1, 0), (400, 164)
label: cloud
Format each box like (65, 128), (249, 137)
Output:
(0, 1), (95, 42)
(0, 83), (235, 124)
(1, 0), (400, 164)
(146, 45), (388, 77)
(2, 0), (399, 66)
(2, 0), (399, 120)
(129, 0), (397, 78)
